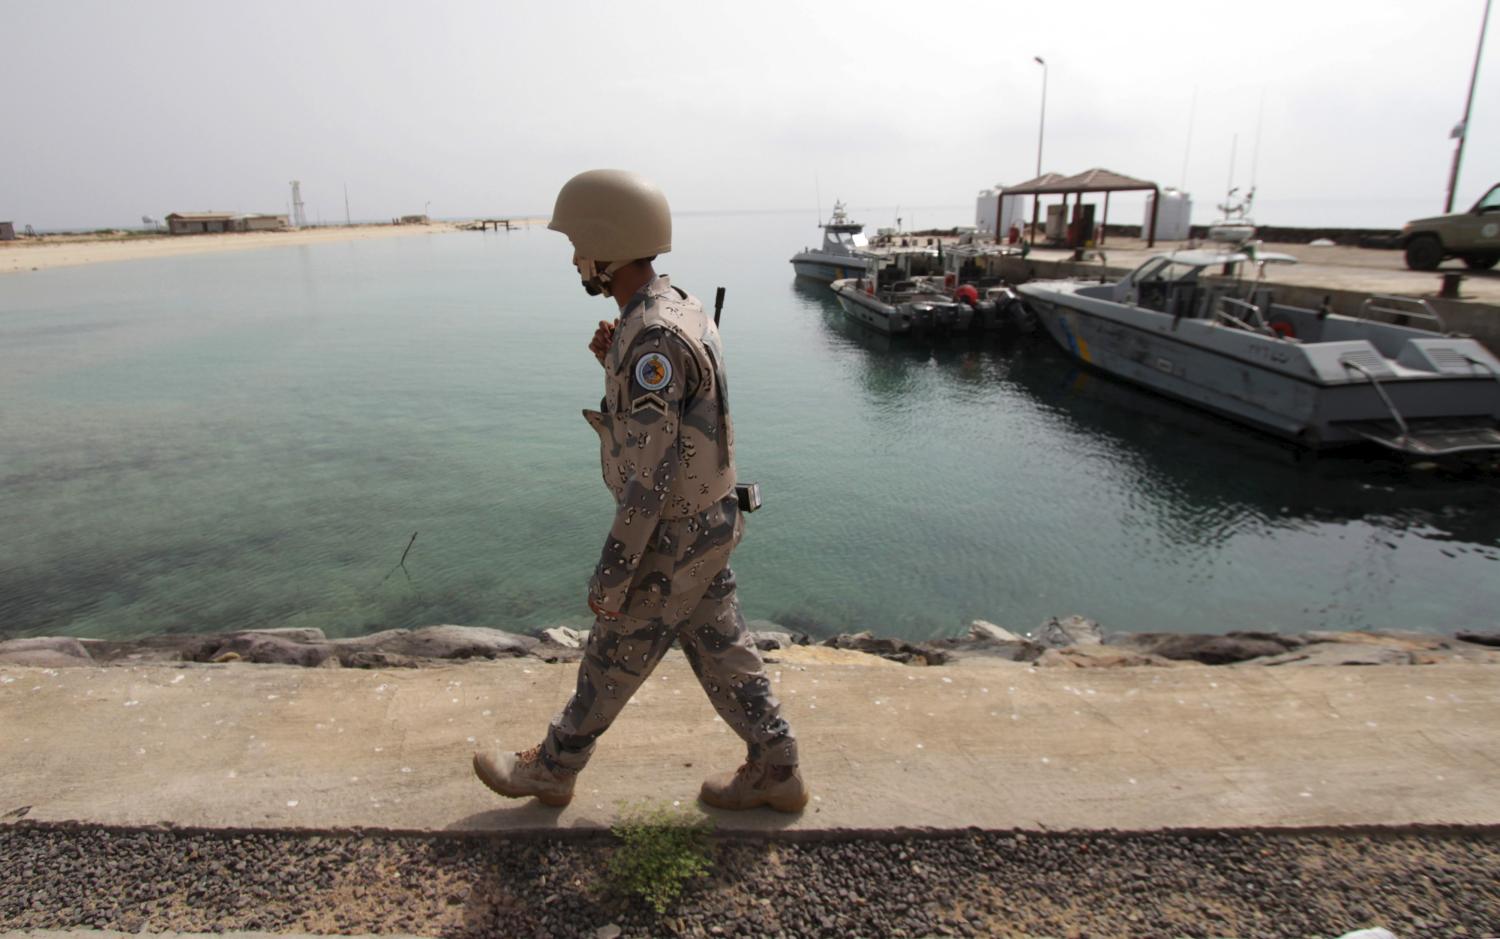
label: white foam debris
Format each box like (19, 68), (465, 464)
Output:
(0, 677), (13, 685)
(400, 767), (413, 774)
(915, 743), (924, 749)
(1300, 791), (1313, 798)
(123, 700), (139, 707)
(941, 677), (953, 684)
(482, 709), (492, 717)
(266, 694), (279, 700)
(1041, 757), (1051, 764)
(226, 770), (237, 779)
(1129, 778), (1137, 785)
(171, 675), (185, 684)
(286, 800), (298, 808)
(374, 684), (390, 694)
(466, 736), (476, 744)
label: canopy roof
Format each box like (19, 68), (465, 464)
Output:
(1002, 168), (1158, 196)
(1160, 249), (1299, 267)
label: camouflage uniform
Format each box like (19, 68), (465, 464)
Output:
(542, 275), (798, 774)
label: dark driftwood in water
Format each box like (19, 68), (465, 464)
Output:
(382, 531), (418, 584)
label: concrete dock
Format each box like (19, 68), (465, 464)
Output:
(3, 652), (1497, 835)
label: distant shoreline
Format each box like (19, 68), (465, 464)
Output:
(0, 222), (488, 274)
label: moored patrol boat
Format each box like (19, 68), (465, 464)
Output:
(831, 263), (972, 335)
(1018, 248), (1500, 457)
(789, 202), (875, 283)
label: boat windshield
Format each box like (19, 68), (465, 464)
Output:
(827, 231), (867, 248)
(1128, 257), (1203, 286)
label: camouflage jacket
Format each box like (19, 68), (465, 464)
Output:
(584, 275), (736, 611)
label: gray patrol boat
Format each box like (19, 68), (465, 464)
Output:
(789, 202), (874, 283)
(1018, 249), (1500, 457)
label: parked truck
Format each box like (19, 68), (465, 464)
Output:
(1401, 182), (1500, 271)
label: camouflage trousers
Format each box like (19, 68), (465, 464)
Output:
(543, 497), (798, 773)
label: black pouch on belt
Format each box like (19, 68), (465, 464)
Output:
(735, 482), (762, 513)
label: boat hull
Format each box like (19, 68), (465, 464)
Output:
(1021, 285), (1500, 454)
(791, 252), (870, 283)
(831, 280), (911, 334)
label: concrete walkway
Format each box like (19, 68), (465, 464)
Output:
(2, 654), (1497, 835)
(1029, 236), (1500, 303)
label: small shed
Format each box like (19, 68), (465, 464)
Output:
(1002, 168), (1164, 247)
(166, 212), (237, 235)
(399, 214), (429, 225)
(238, 214), (289, 231)
(0, 221), (14, 241)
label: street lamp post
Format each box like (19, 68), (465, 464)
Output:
(425, 200), (432, 221)
(1445, 0), (1492, 213)
(1032, 56), (1048, 243)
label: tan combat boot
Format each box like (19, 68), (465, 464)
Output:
(472, 745), (576, 807)
(699, 762), (809, 813)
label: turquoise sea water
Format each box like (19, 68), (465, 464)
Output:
(2, 213), (1498, 641)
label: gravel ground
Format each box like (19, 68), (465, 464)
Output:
(2, 824), (1497, 938)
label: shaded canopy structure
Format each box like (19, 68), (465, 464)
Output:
(1002, 168), (1163, 247)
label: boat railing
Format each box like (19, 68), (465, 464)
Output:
(1211, 295), (1272, 335)
(1357, 296), (1446, 333)
(1464, 354), (1500, 385)
(1341, 356), (1410, 445)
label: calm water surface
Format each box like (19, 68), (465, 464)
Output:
(3, 212), (1498, 641)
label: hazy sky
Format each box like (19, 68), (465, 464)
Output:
(4, 0), (1495, 230)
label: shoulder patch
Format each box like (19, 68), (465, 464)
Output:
(634, 352), (672, 391)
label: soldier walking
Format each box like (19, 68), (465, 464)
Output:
(473, 170), (806, 812)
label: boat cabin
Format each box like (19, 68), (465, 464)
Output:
(1087, 251), (1453, 351)
(821, 202), (868, 254)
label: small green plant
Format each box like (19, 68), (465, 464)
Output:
(607, 801), (714, 914)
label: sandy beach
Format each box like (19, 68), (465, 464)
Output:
(0, 222), (490, 274)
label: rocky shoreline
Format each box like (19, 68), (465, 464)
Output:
(2, 616), (1497, 671)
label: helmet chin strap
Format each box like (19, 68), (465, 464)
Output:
(575, 256), (635, 298)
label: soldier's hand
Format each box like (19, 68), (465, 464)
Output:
(589, 320), (616, 366)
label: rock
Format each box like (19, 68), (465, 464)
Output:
(1030, 615), (1102, 649)
(968, 620), (1025, 643)
(770, 646), (901, 668)
(348, 625), (537, 661)
(240, 627), (328, 643)
(822, 631), (949, 665)
(0, 636), (94, 667)
(336, 650), (421, 669)
(1107, 632), (1295, 665)
(1252, 644), (1415, 667)
(1033, 647), (1189, 668)
(596, 926), (622, 939)
(539, 627), (584, 650)
(188, 633), (333, 668)
(1301, 630), (1448, 651)
(1456, 630), (1500, 648)
(751, 630), (795, 651)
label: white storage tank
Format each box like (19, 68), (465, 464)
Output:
(1143, 188), (1192, 241)
(975, 187), (1023, 235)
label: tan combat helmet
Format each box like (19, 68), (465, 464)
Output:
(549, 169), (672, 296)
